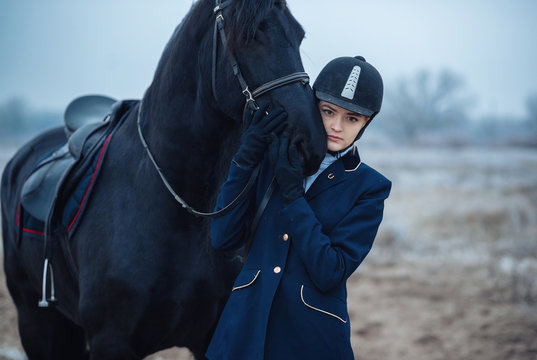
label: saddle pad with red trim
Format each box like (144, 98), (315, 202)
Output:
(17, 100), (137, 240)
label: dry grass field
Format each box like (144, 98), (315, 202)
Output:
(1, 145), (537, 360)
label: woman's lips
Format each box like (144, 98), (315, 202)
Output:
(328, 135), (342, 142)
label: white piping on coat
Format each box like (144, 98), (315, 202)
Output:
(300, 285), (347, 324)
(345, 161), (361, 172)
(232, 270), (261, 291)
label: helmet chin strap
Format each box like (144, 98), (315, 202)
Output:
(354, 111), (377, 141)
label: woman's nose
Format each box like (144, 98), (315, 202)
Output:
(331, 117), (343, 132)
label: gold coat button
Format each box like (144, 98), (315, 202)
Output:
(282, 234), (289, 241)
(273, 266), (282, 274)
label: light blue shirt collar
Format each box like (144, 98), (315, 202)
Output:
(303, 145), (354, 193)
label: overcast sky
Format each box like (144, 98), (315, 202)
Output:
(1, 0), (536, 118)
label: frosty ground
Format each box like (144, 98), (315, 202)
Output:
(1, 145), (536, 360)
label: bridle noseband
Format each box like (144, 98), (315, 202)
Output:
(138, 0), (310, 218)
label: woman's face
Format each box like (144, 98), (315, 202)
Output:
(318, 101), (370, 152)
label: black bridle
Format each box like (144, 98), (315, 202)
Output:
(138, 0), (310, 218)
(212, 0), (309, 112)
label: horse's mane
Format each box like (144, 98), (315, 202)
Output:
(150, 0), (295, 107)
(155, 0), (279, 76)
(169, 0), (281, 46)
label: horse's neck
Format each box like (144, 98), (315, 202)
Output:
(140, 85), (241, 210)
(138, 10), (243, 210)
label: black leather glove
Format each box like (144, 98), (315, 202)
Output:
(269, 132), (305, 206)
(233, 104), (287, 169)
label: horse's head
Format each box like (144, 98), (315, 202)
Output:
(212, 0), (326, 175)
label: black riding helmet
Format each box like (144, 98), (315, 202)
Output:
(313, 56), (383, 140)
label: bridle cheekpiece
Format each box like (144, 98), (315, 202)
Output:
(212, 0), (309, 112)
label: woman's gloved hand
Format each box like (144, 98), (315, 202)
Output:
(269, 132), (305, 206)
(233, 104), (287, 169)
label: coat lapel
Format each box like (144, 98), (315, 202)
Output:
(305, 150), (361, 201)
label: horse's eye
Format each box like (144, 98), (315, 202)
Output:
(257, 20), (269, 33)
(274, 0), (287, 9)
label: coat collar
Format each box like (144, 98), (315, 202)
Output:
(305, 148), (361, 201)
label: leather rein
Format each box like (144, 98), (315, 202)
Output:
(137, 0), (309, 218)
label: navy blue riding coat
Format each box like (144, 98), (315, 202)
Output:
(206, 149), (391, 360)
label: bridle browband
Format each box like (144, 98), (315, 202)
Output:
(137, 0), (310, 218)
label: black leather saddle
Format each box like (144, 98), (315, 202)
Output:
(20, 95), (124, 225)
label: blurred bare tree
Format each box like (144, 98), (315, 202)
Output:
(381, 69), (473, 143)
(526, 93), (537, 131)
(0, 97), (29, 138)
(0, 97), (61, 143)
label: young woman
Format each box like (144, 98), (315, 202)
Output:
(206, 56), (391, 360)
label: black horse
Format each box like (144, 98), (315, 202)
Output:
(1, 1), (326, 359)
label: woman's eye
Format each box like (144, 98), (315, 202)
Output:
(323, 109), (333, 115)
(347, 117), (358, 122)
